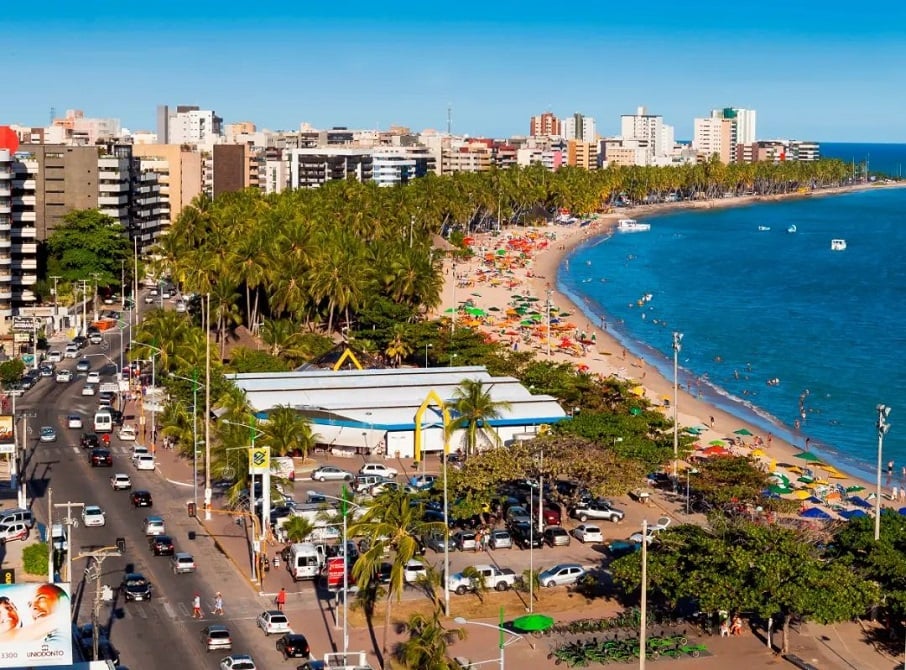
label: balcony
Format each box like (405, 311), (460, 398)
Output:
(0, 168), (11, 180)
(12, 243), (36, 255)
(12, 228), (36, 239)
(0, 291), (12, 301)
(20, 179), (35, 190)
(98, 181), (128, 193)
(14, 258), (36, 270)
(12, 211), (35, 223)
(12, 195), (35, 207)
(15, 275), (37, 286)
(0, 219), (9, 231)
(0, 255), (10, 265)
(98, 194), (128, 206)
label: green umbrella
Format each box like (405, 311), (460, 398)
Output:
(846, 485), (865, 493)
(496, 249), (507, 256)
(709, 440), (725, 446)
(488, 306), (501, 312)
(443, 308), (456, 313)
(733, 428), (754, 436)
(525, 296), (540, 302)
(559, 311), (572, 317)
(630, 407), (642, 416)
(769, 484), (792, 495)
(520, 320), (535, 326)
(795, 452), (822, 462)
(467, 307), (486, 317)
(471, 292), (482, 297)
(512, 613), (554, 633)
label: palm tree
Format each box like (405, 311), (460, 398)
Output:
(349, 490), (443, 669)
(384, 324), (413, 367)
(447, 379), (512, 456)
(394, 604), (465, 670)
(257, 406), (319, 458)
(281, 516), (314, 543)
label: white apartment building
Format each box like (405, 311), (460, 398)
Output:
(98, 156), (131, 224)
(167, 107), (223, 147)
(288, 148), (373, 189)
(0, 151), (13, 324)
(694, 108), (758, 163)
(620, 106), (675, 163)
(562, 114), (597, 142)
(719, 108), (757, 145)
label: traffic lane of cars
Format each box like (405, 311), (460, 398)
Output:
(23, 393), (271, 668)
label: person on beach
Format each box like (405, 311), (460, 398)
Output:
(888, 460), (895, 477)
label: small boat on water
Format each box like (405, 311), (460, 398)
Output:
(618, 218), (651, 232)
(757, 225), (771, 231)
(831, 239), (847, 251)
(787, 224), (797, 233)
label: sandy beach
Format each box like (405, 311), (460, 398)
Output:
(438, 183), (906, 515)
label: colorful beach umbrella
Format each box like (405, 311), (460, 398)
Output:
(795, 452), (822, 462)
(513, 613), (554, 632)
(733, 428), (754, 436)
(845, 485), (865, 493)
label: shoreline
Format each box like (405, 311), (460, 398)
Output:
(440, 181), (906, 513)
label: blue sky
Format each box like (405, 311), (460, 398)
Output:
(6, 2), (906, 141)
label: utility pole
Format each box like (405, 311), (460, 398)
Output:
(50, 275), (61, 333)
(133, 236), (139, 328)
(80, 279), (88, 335)
(53, 501), (84, 583)
(47, 488), (53, 581)
(79, 546), (123, 662)
(204, 293), (212, 521)
(90, 272), (101, 322)
(120, 260), (125, 309)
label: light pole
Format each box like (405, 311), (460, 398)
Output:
(223, 419), (266, 542)
(874, 404), (892, 541)
(50, 275), (61, 333)
(314, 489), (359, 657)
(168, 370), (204, 511)
(672, 332), (683, 492)
(454, 612), (523, 670)
(425, 343), (432, 368)
(133, 342), (162, 451)
(685, 468), (699, 515)
(640, 519), (648, 670)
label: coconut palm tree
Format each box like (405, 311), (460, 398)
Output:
(349, 490), (443, 669)
(281, 516), (314, 543)
(394, 604), (465, 670)
(447, 379), (512, 456)
(257, 406), (319, 458)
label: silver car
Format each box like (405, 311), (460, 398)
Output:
(488, 529), (513, 550)
(539, 563), (586, 588)
(311, 466), (354, 482)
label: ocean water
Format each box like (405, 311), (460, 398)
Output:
(559, 187), (906, 482)
(820, 142), (906, 178)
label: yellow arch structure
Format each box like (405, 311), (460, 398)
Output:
(332, 347), (363, 371)
(414, 390), (451, 463)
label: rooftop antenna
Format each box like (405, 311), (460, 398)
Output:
(50, 106), (56, 124)
(447, 104), (452, 136)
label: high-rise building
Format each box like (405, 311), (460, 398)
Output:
(567, 141), (598, 170)
(156, 105), (169, 144)
(562, 114), (597, 142)
(0, 150), (12, 325)
(529, 113), (561, 138)
(166, 106), (223, 147)
(131, 144), (203, 223)
(694, 108), (757, 163)
(620, 106), (675, 163)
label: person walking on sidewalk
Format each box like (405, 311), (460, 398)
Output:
(212, 592), (223, 616)
(192, 593), (203, 619)
(275, 588), (286, 612)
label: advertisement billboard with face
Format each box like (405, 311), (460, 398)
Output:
(0, 582), (72, 667)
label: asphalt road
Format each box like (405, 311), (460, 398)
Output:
(17, 319), (299, 669)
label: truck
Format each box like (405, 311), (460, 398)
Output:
(446, 564), (518, 595)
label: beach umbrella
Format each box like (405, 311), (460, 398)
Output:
(846, 485), (865, 493)
(849, 496), (873, 509)
(488, 306), (501, 311)
(840, 509), (868, 519)
(496, 249), (507, 256)
(733, 428), (754, 436)
(795, 452), (822, 463)
(899, 507), (906, 516)
(791, 490), (812, 500)
(512, 613), (554, 633)
(769, 484), (792, 495)
(751, 448), (765, 458)
(471, 292), (482, 297)
(466, 307), (486, 317)
(799, 507), (832, 520)
(443, 308), (456, 313)
(708, 440), (725, 446)
(520, 320), (534, 326)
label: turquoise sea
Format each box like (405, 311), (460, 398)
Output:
(559, 186), (906, 482)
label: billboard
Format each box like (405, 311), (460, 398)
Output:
(326, 557), (346, 590)
(249, 446), (270, 475)
(0, 416), (13, 447)
(0, 582), (72, 667)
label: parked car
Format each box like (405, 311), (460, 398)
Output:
(81, 505), (106, 527)
(131, 490), (153, 507)
(311, 465), (354, 482)
(110, 473), (132, 490)
(423, 531), (454, 553)
(408, 474), (437, 490)
(570, 499), (625, 523)
(543, 525), (571, 547)
(509, 520), (543, 550)
(572, 524), (604, 544)
(539, 563), (586, 588)
(452, 530), (478, 552)
(542, 503), (563, 526)
(201, 624), (232, 652)
(488, 529), (513, 550)
(170, 552), (197, 574)
(256, 610), (290, 636)
(275, 632), (310, 659)
(121, 572), (152, 601)
(403, 559), (427, 583)
(358, 463), (398, 479)
(46, 350), (63, 363)
(0, 522), (29, 543)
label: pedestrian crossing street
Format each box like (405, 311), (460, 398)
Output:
(99, 591), (319, 624)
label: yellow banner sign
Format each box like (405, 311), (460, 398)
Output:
(249, 446), (270, 475)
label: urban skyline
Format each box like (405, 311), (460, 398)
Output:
(7, 2), (906, 142)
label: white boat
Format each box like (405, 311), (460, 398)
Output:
(831, 239), (847, 251)
(618, 218), (651, 232)
(787, 224), (797, 233)
(757, 225), (771, 231)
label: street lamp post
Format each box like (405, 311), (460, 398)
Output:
(546, 289), (552, 359)
(454, 613), (523, 670)
(672, 332), (683, 492)
(425, 343), (432, 368)
(874, 404), (892, 541)
(314, 490), (359, 656)
(168, 370), (204, 511)
(640, 519), (648, 670)
(685, 468), (699, 515)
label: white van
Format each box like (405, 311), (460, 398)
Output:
(94, 411), (113, 433)
(50, 523), (67, 552)
(287, 542), (321, 581)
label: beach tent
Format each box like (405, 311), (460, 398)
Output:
(799, 507), (833, 520)
(848, 496), (873, 509)
(839, 509), (868, 519)
(898, 507), (906, 516)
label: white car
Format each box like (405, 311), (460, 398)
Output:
(132, 445), (150, 459)
(81, 505), (106, 527)
(86, 371), (101, 384)
(55, 369), (73, 383)
(118, 426), (136, 441)
(110, 473), (132, 491)
(67, 414), (83, 430)
(46, 350), (63, 363)
(143, 516), (165, 536)
(311, 465), (354, 482)
(358, 463), (398, 479)
(403, 559), (427, 584)
(255, 610), (290, 636)
(82, 384), (97, 396)
(220, 655), (256, 670)
(63, 345), (79, 359)
(134, 454), (155, 471)
(572, 524), (604, 544)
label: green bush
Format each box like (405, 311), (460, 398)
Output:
(22, 542), (49, 575)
